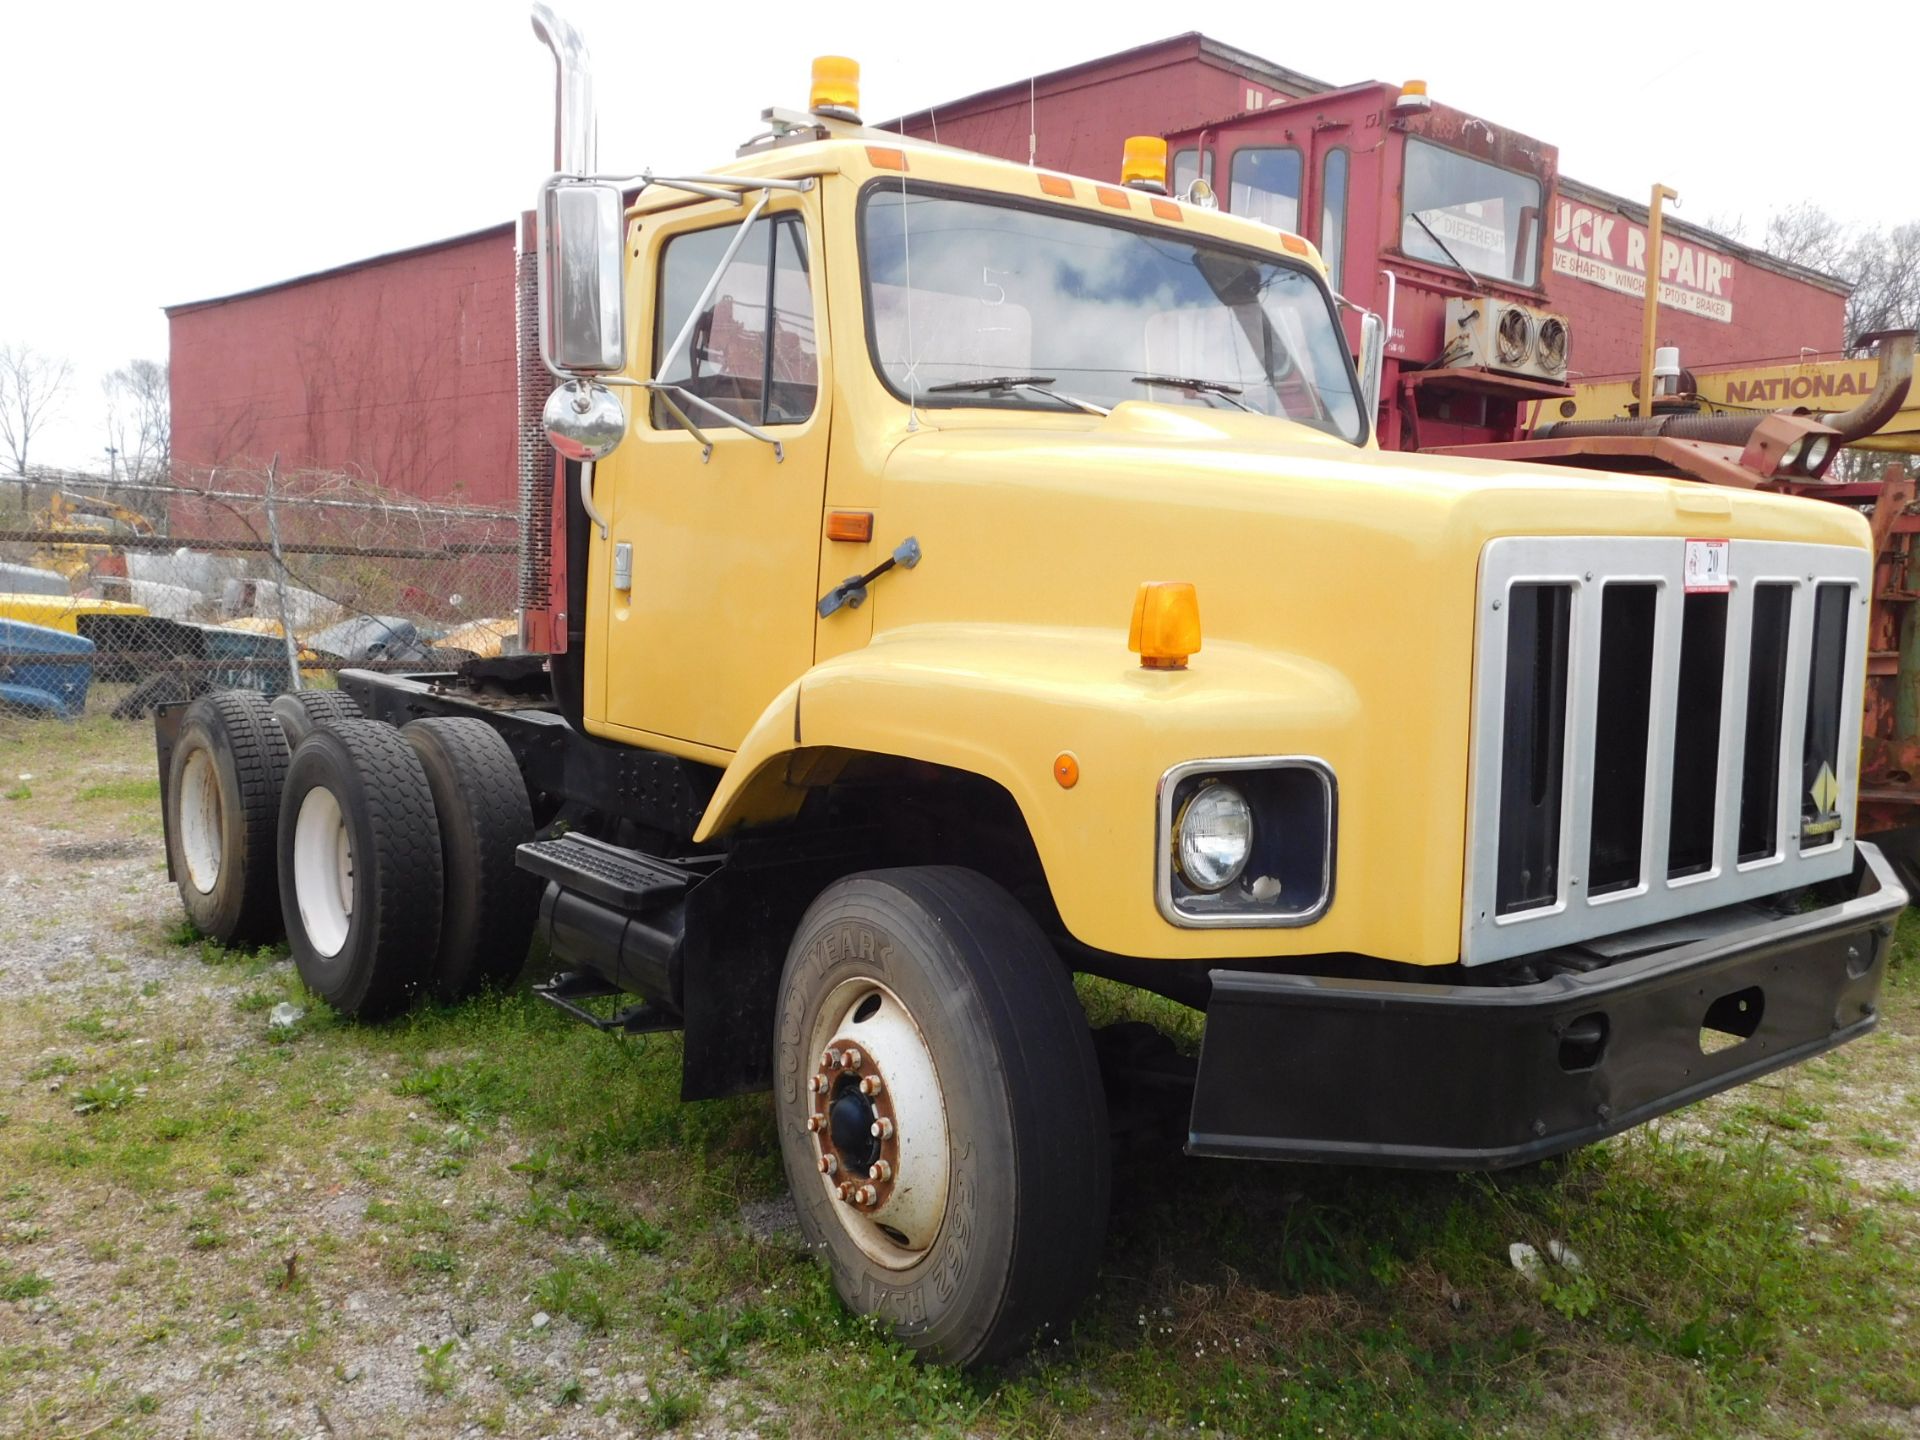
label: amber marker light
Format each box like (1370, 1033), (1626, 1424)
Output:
(866, 146), (908, 172)
(1053, 752), (1081, 789)
(1121, 135), (1169, 193)
(1128, 581), (1202, 670)
(826, 510), (874, 543)
(810, 55), (861, 120)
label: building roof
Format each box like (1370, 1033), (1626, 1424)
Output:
(878, 31), (1332, 131)
(1556, 177), (1850, 297)
(165, 220), (517, 316)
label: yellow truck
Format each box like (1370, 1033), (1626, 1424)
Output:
(153, 12), (1905, 1365)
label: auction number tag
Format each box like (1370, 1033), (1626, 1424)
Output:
(1684, 539), (1731, 594)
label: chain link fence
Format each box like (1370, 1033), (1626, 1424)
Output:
(0, 465), (522, 720)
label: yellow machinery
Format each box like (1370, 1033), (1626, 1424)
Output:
(1536, 351), (1920, 456)
(150, 17), (1908, 1368)
(30, 490), (158, 583)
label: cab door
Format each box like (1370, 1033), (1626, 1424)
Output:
(586, 189), (831, 755)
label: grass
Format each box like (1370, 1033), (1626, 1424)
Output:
(0, 710), (1917, 1438)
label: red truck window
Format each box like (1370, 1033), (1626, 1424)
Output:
(1400, 139), (1543, 287)
(1228, 147), (1302, 232)
(1319, 148), (1348, 293)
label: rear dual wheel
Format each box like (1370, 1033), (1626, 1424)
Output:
(279, 720), (444, 1019)
(775, 866), (1110, 1367)
(166, 690), (291, 947)
(278, 716), (540, 1018)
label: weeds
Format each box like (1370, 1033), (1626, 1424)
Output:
(417, 1338), (458, 1398)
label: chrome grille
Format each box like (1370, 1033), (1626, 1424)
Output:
(1462, 537), (1869, 966)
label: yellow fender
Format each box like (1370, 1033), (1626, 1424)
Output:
(697, 623), (1374, 961)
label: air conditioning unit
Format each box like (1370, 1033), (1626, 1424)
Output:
(1443, 297), (1570, 383)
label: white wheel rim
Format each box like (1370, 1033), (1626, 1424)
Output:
(179, 748), (223, 895)
(292, 787), (354, 958)
(805, 979), (951, 1270)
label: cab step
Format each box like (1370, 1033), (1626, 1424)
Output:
(516, 832), (700, 909)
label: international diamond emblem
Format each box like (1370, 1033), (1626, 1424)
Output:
(1811, 762), (1840, 818)
(1803, 761), (1842, 838)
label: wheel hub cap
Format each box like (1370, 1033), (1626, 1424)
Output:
(803, 981), (951, 1269)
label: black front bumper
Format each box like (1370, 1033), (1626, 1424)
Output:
(1189, 844), (1906, 1169)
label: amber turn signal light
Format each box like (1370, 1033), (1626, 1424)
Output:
(1129, 581), (1201, 670)
(826, 510), (874, 543)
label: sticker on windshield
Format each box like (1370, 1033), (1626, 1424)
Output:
(1684, 539), (1730, 594)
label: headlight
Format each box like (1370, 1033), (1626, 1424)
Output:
(1804, 435), (1832, 472)
(1174, 783), (1253, 891)
(1780, 437), (1805, 470)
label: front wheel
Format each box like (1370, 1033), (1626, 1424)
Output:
(774, 867), (1109, 1367)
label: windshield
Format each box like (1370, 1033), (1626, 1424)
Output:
(1400, 138), (1544, 286)
(860, 186), (1365, 444)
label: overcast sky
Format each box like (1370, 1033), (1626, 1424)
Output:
(2, 0), (1912, 468)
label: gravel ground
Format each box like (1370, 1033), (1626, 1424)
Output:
(0, 717), (768, 1440)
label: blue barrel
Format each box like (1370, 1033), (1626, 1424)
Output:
(0, 619), (94, 718)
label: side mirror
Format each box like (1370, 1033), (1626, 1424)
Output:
(1358, 310), (1386, 444)
(538, 179), (626, 375)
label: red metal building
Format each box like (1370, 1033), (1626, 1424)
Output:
(167, 223), (519, 506)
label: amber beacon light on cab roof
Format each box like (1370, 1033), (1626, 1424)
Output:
(150, 8), (1905, 1366)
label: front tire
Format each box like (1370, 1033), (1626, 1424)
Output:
(277, 720), (443, 1019)
(775, 866), (1109, 1366)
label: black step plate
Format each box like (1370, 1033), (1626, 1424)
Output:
(516, 833), (696, 911)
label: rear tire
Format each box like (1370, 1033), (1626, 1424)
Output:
(277, 720), (443, 1019)
(269, 689), (362, 748)
(401, 717), (540, 1001)
(775, 866), (1110, 1366)
(165, 690), (290, 946)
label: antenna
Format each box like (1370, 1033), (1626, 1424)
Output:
(1028, 76), (1037, 166)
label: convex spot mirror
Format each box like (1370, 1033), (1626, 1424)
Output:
(539, 179), (626, 375)
(543, 380), (626, 462)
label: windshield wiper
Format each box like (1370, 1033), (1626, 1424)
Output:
(1131, 374), (1254, 412)
(924, 375), (1110, 416)
(1409, 210), (1483, 292)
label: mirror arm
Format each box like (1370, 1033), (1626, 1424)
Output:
(647, 383), (785, 461)
(651, 388), (715, 459)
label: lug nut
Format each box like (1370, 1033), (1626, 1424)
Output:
(836, 1181), (856, 1202)
(843, 1047), (863, 1069)
(868, 1160), (892, 1182)
(806, 1115), (823, 1133)
(817, 1154), (838, 1175)
(810, 1074), (829, 1095)
(856, 1184), (878, 1207)
(869, 1117), (894, 1140)
(859, 1075), (884, 1097)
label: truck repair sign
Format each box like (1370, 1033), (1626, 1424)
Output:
(1551, 200), (1735, 324)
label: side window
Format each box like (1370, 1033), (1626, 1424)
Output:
(1228, 147), (1302, 232)
(1319, 148), (1349, 293)
(652, 214), (818, 429)
(1171, 147), (1213, 199)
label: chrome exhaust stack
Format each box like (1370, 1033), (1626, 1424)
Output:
(531, 4), (597, 176)
(517, 6), (603, 651)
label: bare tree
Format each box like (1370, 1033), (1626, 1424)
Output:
(0, 344), (73, 490)
(1763, 203), (1920, 349)
(102, 358), (171, 486)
